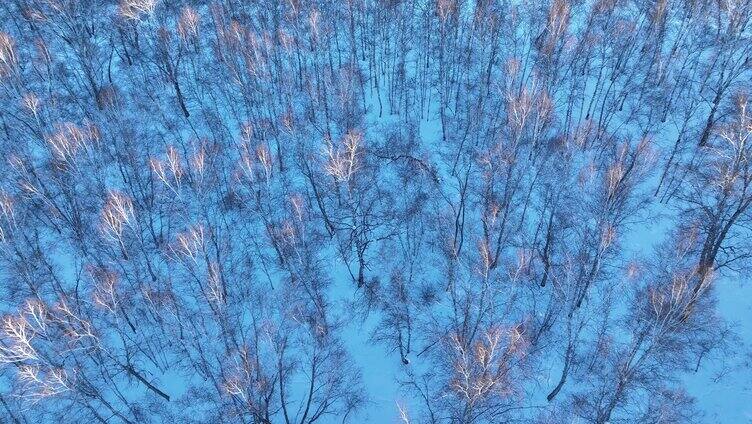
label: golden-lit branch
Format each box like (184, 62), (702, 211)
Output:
(0, 32), (17, 78)
(100, 190), (135, 247)
(45, 122), (100, 166)
(171, 224), (205, 263)
(237, 139), (274, 185)
(206, 262), (224, 306)
(21, 93), (41, 119)
(0, 191), (15, 243)
(396, 401), (411, 424)
(448, 325), (526, 406)
(542, 0), (571, 55)
(0, 315), (40, 364)
(119, 0), (158, 21)
(324, 130), (362, 186)
(177, 7), (200, 41)
(89, 267), (120, 314)
(18, 365), (70, 401)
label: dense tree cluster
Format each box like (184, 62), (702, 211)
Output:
(0, 0), (750, 423)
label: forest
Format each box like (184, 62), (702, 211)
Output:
(0, 0), (751, 422)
